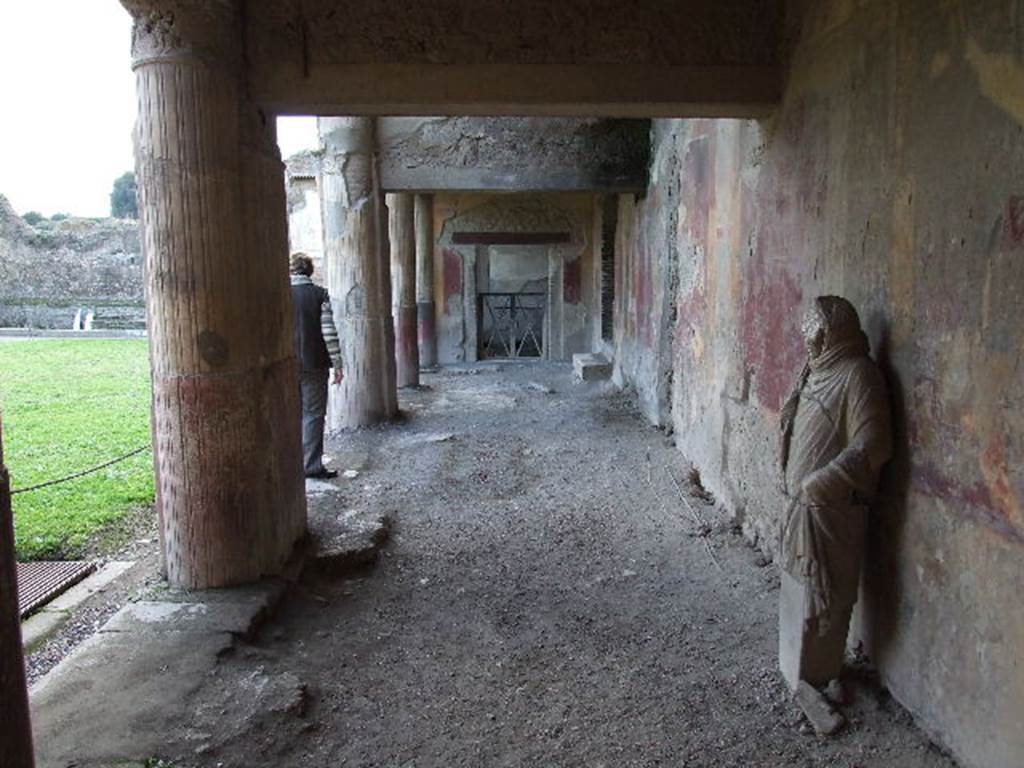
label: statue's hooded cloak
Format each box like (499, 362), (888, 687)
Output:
(779, 297), (892, 635)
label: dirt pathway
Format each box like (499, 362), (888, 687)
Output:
(173, 363), (956, 768)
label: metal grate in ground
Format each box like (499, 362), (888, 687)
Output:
(17, 561), (96, 618)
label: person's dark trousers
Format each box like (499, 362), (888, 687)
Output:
(300, 368), (329, 475)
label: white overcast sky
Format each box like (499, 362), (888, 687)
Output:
(0, 2), (318, 218)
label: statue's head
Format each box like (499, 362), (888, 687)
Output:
(801, 295), (865, 361)
(801, 306), (827, 359)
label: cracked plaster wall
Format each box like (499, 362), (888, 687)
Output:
(378, 117), (650, 192)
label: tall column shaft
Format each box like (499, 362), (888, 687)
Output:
(388, 193), (419, 387)
(0, 416), (34, 768)
(414, 194), (437, 368)
(320, 117), (398, 428)
(126, 0), (305, 588)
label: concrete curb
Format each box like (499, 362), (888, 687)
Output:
(21, 561), (135, 651)
(0, 328), (147, 339)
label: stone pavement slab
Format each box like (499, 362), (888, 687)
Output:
(30, 578), (288, 767)
(45, 561), (135, 612)
(306, 492), (391, 575)
(31, 628), (234, 766)
(102, 599), (262, 635)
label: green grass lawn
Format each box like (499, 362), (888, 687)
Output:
(0, 339), (154, 560)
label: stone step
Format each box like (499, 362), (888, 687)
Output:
(573, 352), (613, 381)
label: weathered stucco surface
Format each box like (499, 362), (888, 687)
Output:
(614, 2), (1024, 766)
(378, 117), (650, 192)
(250, 0), (781, 68)
(246, 0), (782, 116)
(286, 118), (650, 195)
(0, 195), (143, 329)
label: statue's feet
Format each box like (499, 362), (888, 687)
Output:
(823, 677), (848, 706)
(795, 680), (845, 736)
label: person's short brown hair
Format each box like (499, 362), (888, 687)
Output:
(290, 253), (314, 276)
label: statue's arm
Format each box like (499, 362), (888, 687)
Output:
(801, 362), (892, 505)
(836, 362), (892, 494)
(779, 364), (809, 479)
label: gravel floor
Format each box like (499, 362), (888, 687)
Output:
(151, 362), (959, 768)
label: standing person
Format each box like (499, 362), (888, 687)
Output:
(290, 253), (344, 479)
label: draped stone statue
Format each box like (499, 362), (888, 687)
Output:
(778, 296), (892, 725)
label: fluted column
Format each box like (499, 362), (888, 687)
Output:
(320, 117), (398, 428)
(125, 0), (306, 588)
(388, 193), (419, 387)
(414, 194), (438, 368)
(0, 416), (33, 767)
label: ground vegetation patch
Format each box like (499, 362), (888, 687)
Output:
(0, 338), (153, 559)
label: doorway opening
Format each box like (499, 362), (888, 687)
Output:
(480, 292), (545, 358)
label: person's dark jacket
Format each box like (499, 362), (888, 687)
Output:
(291, 275), (343, 372)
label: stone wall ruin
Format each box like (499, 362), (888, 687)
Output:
(0, 195), (143, 330)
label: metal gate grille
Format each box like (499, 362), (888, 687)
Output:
(17, 560), (95, 617)
(480, 293), (545, 358)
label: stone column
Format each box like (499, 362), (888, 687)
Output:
(463, 247), (480, 362)
(414, 194), (438, 368)
(125, 0), (306, 588)
(547, 247), (566, 361)
(388, 194), (419, 387)
(0, 415), (34, 768)
(319, 117), (398, 428)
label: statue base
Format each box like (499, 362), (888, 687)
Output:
(779, 571), (855, 690)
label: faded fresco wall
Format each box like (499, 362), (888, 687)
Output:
(611, 123), (681, 427)
(432, 193), (596, 364)
(615, 2), (1024, 767)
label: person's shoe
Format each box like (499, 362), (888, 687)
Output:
(305, 469), (339, 479)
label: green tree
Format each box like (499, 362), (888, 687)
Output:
(22, 211), (44, 226)
(110, 171), (138, 219)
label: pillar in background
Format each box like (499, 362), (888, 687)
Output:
(0, 416), (34, 767)
(414, 194), (438, 368)
(388, 193), (419, 387)
(125, 0), (306, 588)
(319, 117), (398, 428)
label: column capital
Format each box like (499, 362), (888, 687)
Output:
(121, 0), (239, 70)
(318, 116), (377, 156)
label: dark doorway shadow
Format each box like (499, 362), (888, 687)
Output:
(852, 313), (912, 671)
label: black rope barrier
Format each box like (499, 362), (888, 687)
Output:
(10, 446), (150, 495)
